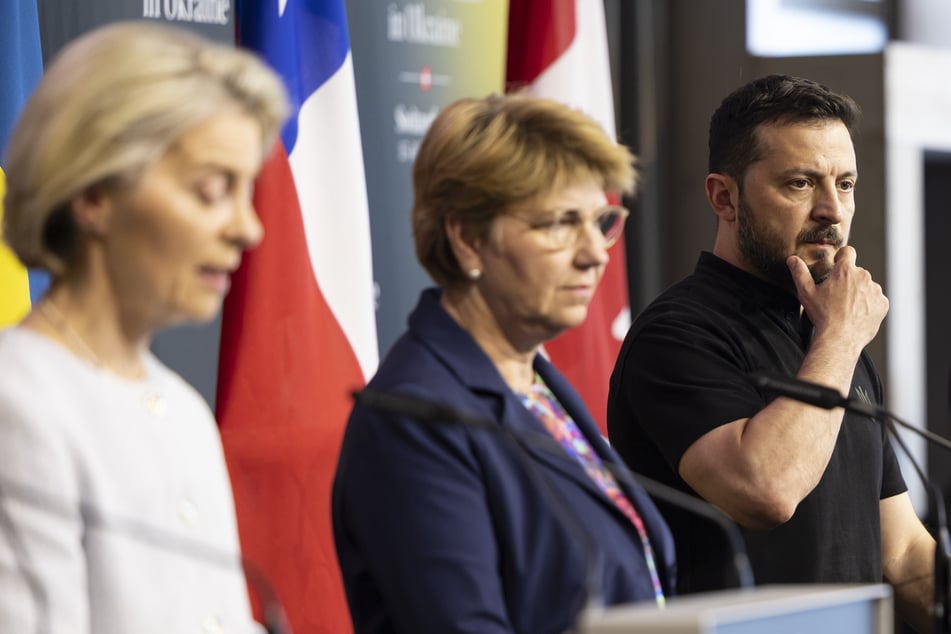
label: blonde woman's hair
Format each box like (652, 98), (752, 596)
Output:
(412, 93), (637, 288)
(3, 20), (290, 275)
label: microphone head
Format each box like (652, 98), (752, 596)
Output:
(746, 371), (845, 410)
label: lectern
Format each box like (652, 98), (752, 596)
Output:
(581, 583), (892, 634)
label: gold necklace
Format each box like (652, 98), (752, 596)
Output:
(37, 299), (107, 370)
(37, 299), (161, 414)
(37, 300), (147, 379)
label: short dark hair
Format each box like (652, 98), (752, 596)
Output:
(708, 74), (860, 182)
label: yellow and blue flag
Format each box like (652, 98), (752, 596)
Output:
(0, 0), (43, 327)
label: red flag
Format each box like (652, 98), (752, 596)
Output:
(218, 2), (377, 632)
(507, 0), (629, 433)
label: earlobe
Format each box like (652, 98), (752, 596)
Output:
(444, 214), (482, 278)
(705, 173), (739, 222)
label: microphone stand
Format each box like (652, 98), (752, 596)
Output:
(750, 371), (951, 633)
(598, 463), (754, 590)
(881, 415), (951, 634)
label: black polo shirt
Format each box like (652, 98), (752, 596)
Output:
(608, 251), (906, 593)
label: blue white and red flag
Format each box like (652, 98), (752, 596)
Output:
(218, 1), (377, 631)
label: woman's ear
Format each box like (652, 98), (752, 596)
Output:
(444, 214), (483, 276)
(68, 185), (113, 237)
(705, 173), (739, 223)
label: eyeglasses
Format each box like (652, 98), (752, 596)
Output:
(507, 205), (630, 250)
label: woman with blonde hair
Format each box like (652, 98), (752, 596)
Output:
(333, 93), (676, 633)
(0, 21), (288, 633)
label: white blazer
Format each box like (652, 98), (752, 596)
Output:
(0, 328), (261, 634)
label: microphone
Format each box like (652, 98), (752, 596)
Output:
(748, 371), (951, 452)
(748, 371), (878, 417)
(351, 388), (755, 606)
(0, 475), (289, 634)
(748, 370), (951, 633)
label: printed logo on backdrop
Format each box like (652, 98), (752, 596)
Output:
(347, 0), (507, 355)
(394, 104), (438, 163)
(387, 3), (462, 46)
(143, 0), (230, 25)
(387, 3), (462, 164)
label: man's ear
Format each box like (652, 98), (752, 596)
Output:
(444, 214), (483, 275)
(705, 173), (739, 223)
(68, 185), (113, 237)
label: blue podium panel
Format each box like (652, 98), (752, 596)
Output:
(581, 584), (893, 634)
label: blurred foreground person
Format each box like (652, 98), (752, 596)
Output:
(0, 21), (288, 633)
(333, 93), (676, 634)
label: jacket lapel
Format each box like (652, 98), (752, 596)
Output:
(536, 356), (672, 555)
(408, 289), (641, 521)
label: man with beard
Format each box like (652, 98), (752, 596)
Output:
(608, 75), (934, 632)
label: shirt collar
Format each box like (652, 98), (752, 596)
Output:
(694, 252), (811, 340)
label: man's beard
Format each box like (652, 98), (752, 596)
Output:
(736, 195), (843, 291)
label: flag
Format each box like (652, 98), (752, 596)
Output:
(218, 1), (377, 632)
(507, 0), (629, 434)
(0, 0), (43, 327)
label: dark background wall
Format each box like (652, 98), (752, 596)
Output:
(925, 152), (951, 495)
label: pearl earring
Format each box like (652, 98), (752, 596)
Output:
(467, 268), (482, 281)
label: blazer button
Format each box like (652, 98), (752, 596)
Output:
(177, 498), (199, 526)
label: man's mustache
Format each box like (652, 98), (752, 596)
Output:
(797, 226), (843, 248)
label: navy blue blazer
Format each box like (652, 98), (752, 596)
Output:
(332, 289), (676, 634)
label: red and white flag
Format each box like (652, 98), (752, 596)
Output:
(217, 1), (377, 631)
(507, 0), (629, 434)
